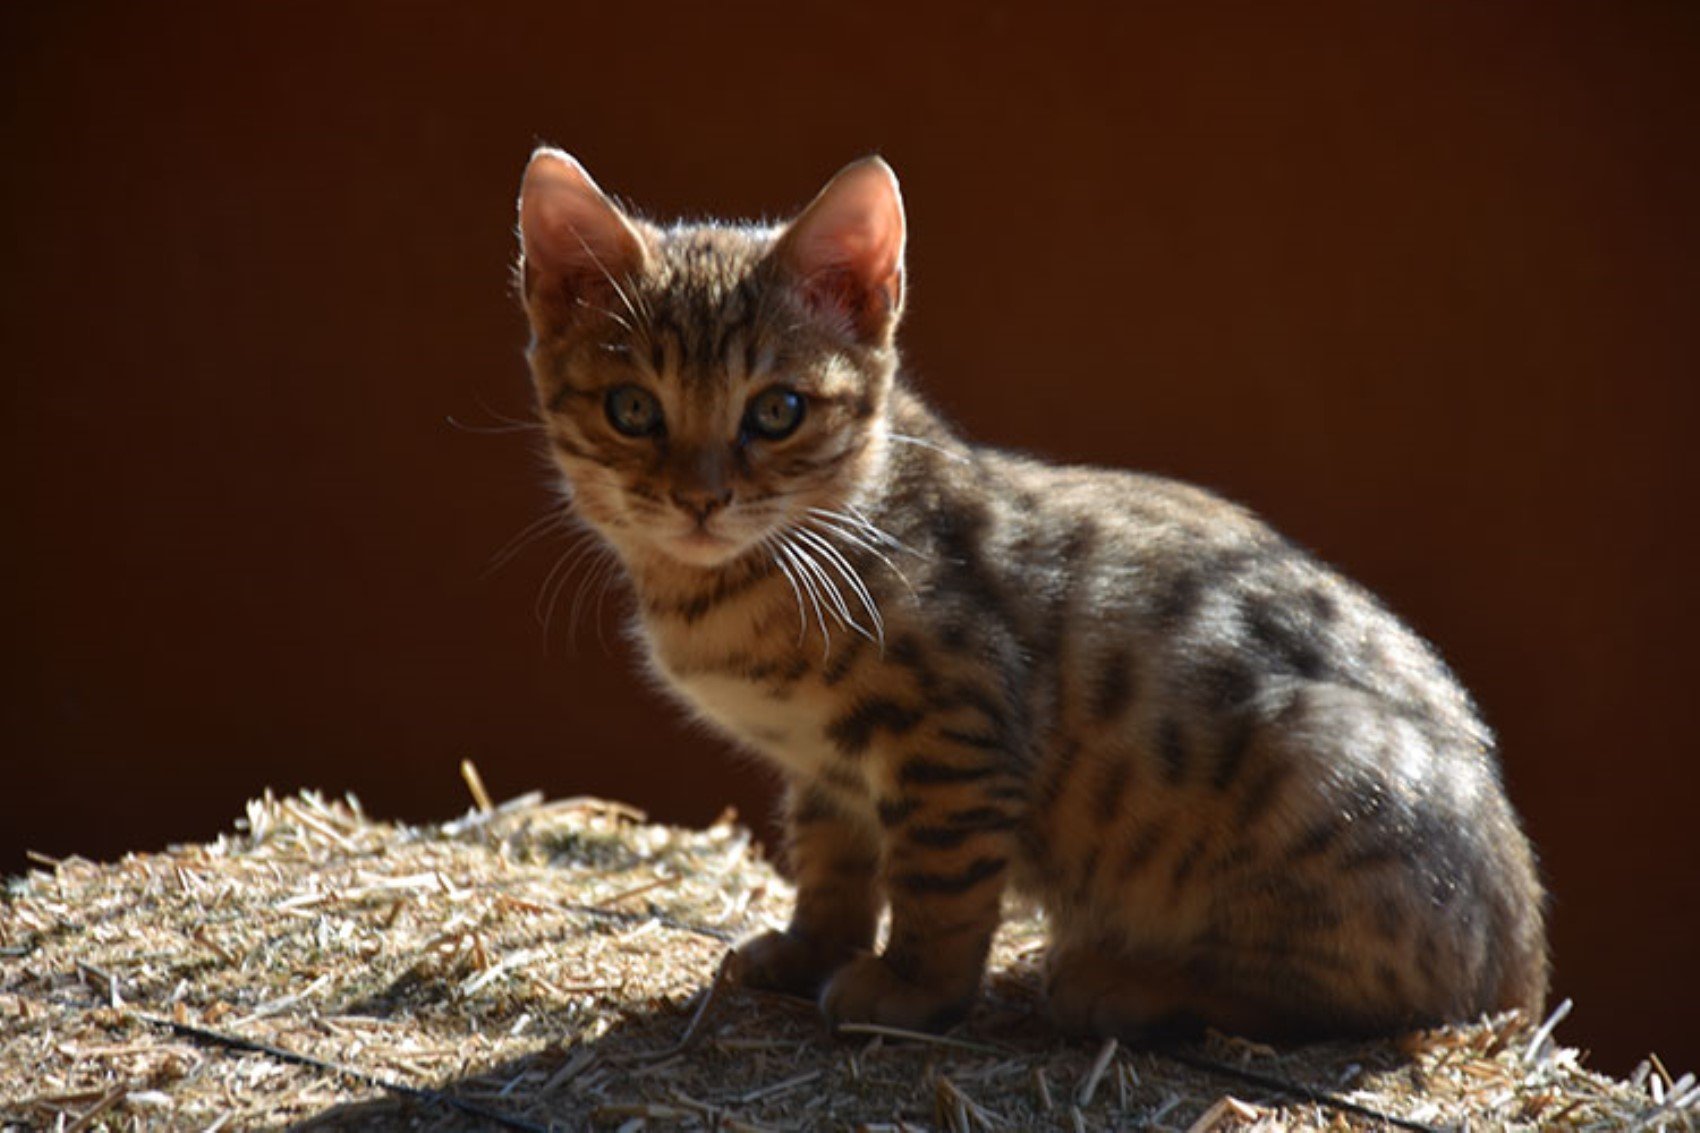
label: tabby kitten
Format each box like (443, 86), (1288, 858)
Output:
(514, 149), (1548, 1041)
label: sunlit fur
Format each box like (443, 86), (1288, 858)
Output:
(516, 152), (1548, 1043)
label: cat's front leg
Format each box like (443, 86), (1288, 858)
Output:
(735, 781), (882, 999)
(820, 756), (1019, 1031)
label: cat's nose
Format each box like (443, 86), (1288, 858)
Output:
(671, 487), (732, 522)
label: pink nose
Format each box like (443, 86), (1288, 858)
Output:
(671, 488), (732, 521)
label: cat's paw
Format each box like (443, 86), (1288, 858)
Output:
(732, 929), (858, 999)
(1045, 949), (1202, 1041)
(819, 954), (973, 1032)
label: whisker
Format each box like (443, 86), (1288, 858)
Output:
(809, 505), (928, 561)
(808, 512), (903, 559)
(566, 220), (640, 321)
(844, 503), (924, 554)
(533, 540), (585, 625)
(486, 510), (574, 578)
(564, 545), (605, 639)
(590, 553), (627, 654)
(573, 296), (634, 333)
(547, 551), (595, 639)
(450, 391), (551, 436)
(568, 545), (621, 650)
(806, 506), (899, 550)
(465, 391), (544, 430)
(761, 535), (810, 645)
(535, 530), (604, 635)
(788, 535), (856, 634)
(786, 529), (879, 652)
(805, 515), (918, 603)
(792, 526), (883, 647)
(776, 537), (832, 656)
(805, 506), (896, 549)
(447, 415), (545, 437)
(886, 431), (971, 464)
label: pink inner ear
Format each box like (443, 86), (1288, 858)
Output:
(799, 262), (894, 335)
(519, 150), (645, 312)
(780, 159), (906, 340)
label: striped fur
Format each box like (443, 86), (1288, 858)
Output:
(515, 150), (1548, 1042)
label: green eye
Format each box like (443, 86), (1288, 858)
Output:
(743, 386), (805, 441)
(605, 385), (663, 437)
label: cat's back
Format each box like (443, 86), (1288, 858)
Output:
(947, 445), (1477, 738)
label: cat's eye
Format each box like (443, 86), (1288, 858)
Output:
(742, 386), (806, 442)
(605, 385), (663, 438)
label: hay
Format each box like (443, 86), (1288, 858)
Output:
(2, 781), (1693, 1131)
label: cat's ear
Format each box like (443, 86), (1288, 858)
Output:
(517, 148), (648, 331)
(774, 157), (906, 346)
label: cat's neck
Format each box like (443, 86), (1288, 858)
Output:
(626, 545), (765, 598)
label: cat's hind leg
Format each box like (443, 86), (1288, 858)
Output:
(1044, 943), (1286, 1042)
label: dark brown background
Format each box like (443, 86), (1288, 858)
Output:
(4, 1), (1695, 1075)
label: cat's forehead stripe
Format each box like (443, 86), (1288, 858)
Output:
(623, 223), (793, 388)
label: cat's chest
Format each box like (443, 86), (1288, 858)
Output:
(668, 667), (844, 777)
(639, 580), (894, 783)
(644, 613), (846, 776)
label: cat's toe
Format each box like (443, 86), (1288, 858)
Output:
(732, 929), (857, 999)
(819, 954), (972, 1032)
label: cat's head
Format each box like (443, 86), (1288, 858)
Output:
(516, 150), (905, 571)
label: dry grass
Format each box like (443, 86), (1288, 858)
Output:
(2, 777), (1694, 1131)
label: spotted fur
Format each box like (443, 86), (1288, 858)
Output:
(514, 149), (1548, 1041)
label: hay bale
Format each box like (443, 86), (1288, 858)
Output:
(1, 786), (1691, 1130)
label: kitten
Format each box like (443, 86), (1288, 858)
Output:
(513, 149), (1548, 1040)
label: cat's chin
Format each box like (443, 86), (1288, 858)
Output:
(654, 530), (752, 570)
